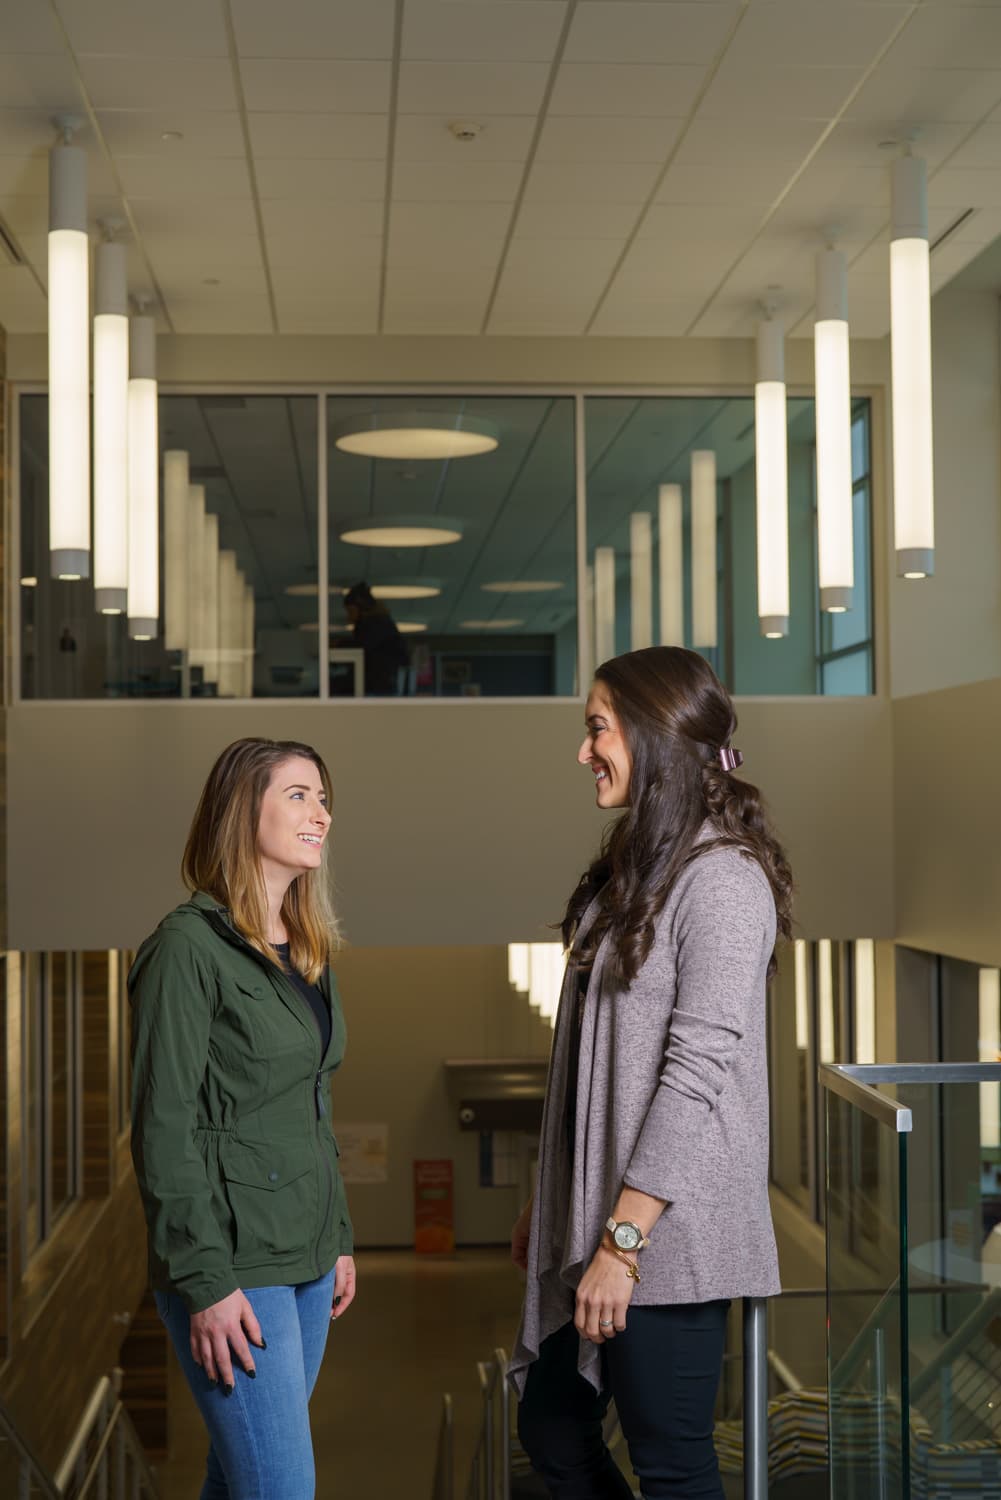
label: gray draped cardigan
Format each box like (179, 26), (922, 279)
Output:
(509, 835), (781, 1397)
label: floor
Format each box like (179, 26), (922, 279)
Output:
(154, 1248), (534, 1500)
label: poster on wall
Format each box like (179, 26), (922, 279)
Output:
(414, 1159), (455, 1254)
(332, 1123), (389, 1184)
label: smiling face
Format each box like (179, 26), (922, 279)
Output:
(256, 755), (332, 884)
(578, 684), (633, 809)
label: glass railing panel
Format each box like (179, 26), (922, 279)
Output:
(826, 1085), (910, 1499)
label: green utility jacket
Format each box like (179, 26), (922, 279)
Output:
(129, 891), (352, 1314)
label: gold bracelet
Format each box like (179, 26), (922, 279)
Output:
(610, 1246), (641, 1284)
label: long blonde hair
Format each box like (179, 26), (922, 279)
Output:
(182, 738), (340, 983)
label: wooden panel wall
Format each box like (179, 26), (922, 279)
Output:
(0, 947), (155, 1475)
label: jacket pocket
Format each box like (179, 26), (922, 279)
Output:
(219, 1139), (313, 1267)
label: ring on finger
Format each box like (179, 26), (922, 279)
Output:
(599, 1318), (614, 1327)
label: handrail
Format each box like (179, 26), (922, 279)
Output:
(1, 1368), (159, 1499)
(819, 1064), (913, 1132)
(432, 1393), (454, 1500)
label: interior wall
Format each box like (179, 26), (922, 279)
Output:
(889, 289), (1001, 698)
(7, 697), (893, 953)
(894, 677), (1001, 967)
(330, 945), (551, 1247)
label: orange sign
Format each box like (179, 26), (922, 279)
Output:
(414, 1159), (455, 1254)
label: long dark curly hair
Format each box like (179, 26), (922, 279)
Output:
(562, 646), (793, 985)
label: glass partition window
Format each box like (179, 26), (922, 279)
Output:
(18, 388), (874, 699)
(20, 951), (80, 1258)
(583, 395), (873, 696)
(326, 395), (578, 697)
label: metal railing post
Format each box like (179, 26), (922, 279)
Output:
(742, 1297), (768, 1500)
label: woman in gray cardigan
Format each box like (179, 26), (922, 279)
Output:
(509, 646), (792, 1500)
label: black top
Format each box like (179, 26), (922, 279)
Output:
(353, 612), (409, 696)
(275, 943), (331, 1057)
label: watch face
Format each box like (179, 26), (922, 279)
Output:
(613, 1221), (641, 1251)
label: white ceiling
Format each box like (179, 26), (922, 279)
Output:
(2, 0), (1001, 339)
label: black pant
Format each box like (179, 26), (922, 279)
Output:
(517, 1302), (730, 1499)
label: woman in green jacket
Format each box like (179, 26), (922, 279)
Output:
(130, 737), (354, 1500)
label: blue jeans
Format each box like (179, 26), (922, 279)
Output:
(155, 1271), (334, 1500)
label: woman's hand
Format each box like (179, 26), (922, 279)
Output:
(331, 1255), (357, 1320)
(574, 1244), (637, 1343)
(511, 1198), (533, 1270)
(190, 1290), (263, 1390)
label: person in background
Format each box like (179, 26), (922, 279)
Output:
(130, 737), (354, 1500)
(342, 580), (409, 696)
(508, 646), (792, 1500)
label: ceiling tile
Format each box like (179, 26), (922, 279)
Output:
(929, 165), (1001, 210)
(277, 294), (379, 334)
(0, 52), (82, 107)
(566, 2), (739, 65)
(536, 114), (684, 164)
(168, 297), (274, 334)
(725, 3), (910, 68)
(637, 203), (762, 243)
(774, 164), (891, 218)
(157, 264), (270, 302)
(885, 7), (1001, 69)
(0, 107), (67, 155)
(129, 195), (259, 236)
(523, 161), (660, 204)
(588, 297), (694, 337)
(487, 297), (593, 335)
(260, 198), (384, 238)
(768, 194), (887, 243)
(98, 110), (245, 158)
(78, 55), (237, 110)
(255, 157), (385, 200)
(0, 7), (64, 52)
(816, 120), (966, 174)
(673, 116), (828, 169)
(844, 67), (1001, 124)
(392, 159), (523, 202)
(550, 63), (705, 117)
(386, 225), (502, 270)
(145, 233), (266, 275)
(57, 0), (229, 57)
(2, 191), (122, 237)
(232, 0), (395, 59)
(613, 237), (742, 292)
(498, 237), (623, 289)
(515, 201), (640, 238)
(945, 120), (1001, 170)
(395, 113), (535, 163)
(387, 264), (496, 301)
(700, 60), (862, 120)
(398, 61), (550, 114)
(0, 148), (117, 198)
(384, 297), (489, 334)
(268, 241), (382, 277)
(402, 2), (566, 62)
(654, 161), (796, 207)
(248, 112), (390, 159)
(116, 157), (253, 197)
(390, 198), (513, 242)
(241, 59), (391, 113)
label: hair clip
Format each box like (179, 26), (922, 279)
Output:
(718, 745), (744, 772)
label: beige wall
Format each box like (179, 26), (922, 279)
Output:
(6, 329), (892, 391)
(893, 677), (1001, 966)
(9, 696), (893, 952)
(331, 945), (551, 1246)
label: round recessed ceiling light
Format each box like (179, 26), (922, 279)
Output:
(161, 130), (184, 142)
(339, 514), (464, 548)
(460, 619), (525, 630)
(286, 583), (348, 597)
(397, 621), (428, 634)
(481, 580), (564, 594)
(20, 576), (37, 587)
(332, 411), (498, 461)
(287, 580), (442, 599)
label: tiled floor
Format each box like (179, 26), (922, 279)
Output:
(154, 1248), (528, 1499)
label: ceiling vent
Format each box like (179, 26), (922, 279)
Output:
(0, 215), (24, 267)
(931, 209), (976, 254)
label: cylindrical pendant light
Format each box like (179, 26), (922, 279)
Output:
(242, 579), (255, 698)
(891, 154), (934, 578)
(629, 512), (653, 651)
(48, 131), (90, 580)
(202, 511), (220, 685)
(594, 546), (616, 665)
(93, 239), (129, 613)
(218, 549), (240, 697)
(690, 451), (717, 649)
(755, 319), (790, 638)
(814, 250), (854, 613)
(658, 483), (683, 646)
(127, 313), (159, 639)
(163, 450), (189, 650)
(187, 484), (206, 670)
